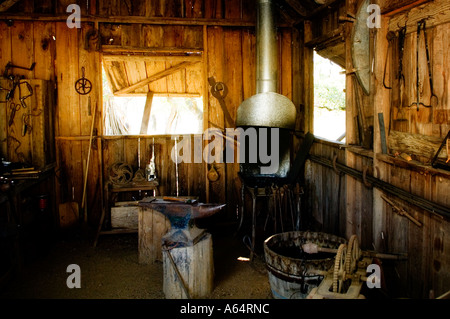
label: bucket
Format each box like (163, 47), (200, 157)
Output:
(264, 231), (346, 299)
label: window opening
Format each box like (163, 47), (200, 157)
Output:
(102, 64), (203, 136)
(313, 51), (346, 142)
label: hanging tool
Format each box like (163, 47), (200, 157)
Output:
(8, 102), (20, 126)
(5, 75), (21, 101)
(3, 61), (36, 78)
(383, 31), (396, 90)
(208, 77), (235, 128)
(397, 26), (408, 116)
(421, 19), (439, 108)
(75, 67), (92, 95)
(408, 19), (438, 111)
(22, 113), (30, 136)
(18, 81), (33, 108)
(431, 130), (450, 171)
(19, 108), (42, 136)
(381, 195), (422, 227)
(391, 25), (409, 129)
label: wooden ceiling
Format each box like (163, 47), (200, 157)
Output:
(274, 0), (341, 25)
(102, 48), (204, 98)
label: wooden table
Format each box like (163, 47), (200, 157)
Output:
(93, 180), (159, 246)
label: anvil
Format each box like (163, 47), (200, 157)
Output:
(139, 198), (226, 246)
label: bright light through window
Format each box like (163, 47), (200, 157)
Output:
(313, 51), (346, 142)
(103, 66), (203, 136)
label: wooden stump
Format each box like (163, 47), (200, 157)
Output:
(138, 207), (171, 264)
(163, 233), (214, 299)
(111, 204), (139, 229)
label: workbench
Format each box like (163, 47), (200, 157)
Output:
(0, 164), (56, 287)
(93, 180), (159, 246)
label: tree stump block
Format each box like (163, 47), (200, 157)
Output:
(163, 233), (214, 299)
(138, 207), (171, 264)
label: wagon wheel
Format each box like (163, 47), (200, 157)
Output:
(345, 235), (361, 274)
(109, 162), (133, 186)
(332, 243), (347, 293)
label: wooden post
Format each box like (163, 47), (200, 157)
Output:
(140, 92), (154, 134)
(138, 206), (171, 264)
(344, 0), (358, 239)
(303, 20), (314, 134)
(162, 233), (214, 299)
(372, 15), (391, 252)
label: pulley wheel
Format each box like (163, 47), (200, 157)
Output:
(75, 67), (92, 95)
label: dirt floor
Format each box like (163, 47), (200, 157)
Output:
(0, 225), (272, 299)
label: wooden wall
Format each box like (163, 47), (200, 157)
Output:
(0, 0), (299, 229)
(303, 0), (450, 298)
(373, 0), (450, 298)
(3, 0), (449, 299)
(4, 0), (258, 20)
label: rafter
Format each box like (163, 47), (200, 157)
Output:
(283, 0), (308, 16)
(0, 0), (21, 12)
(113, 60), (200, 95)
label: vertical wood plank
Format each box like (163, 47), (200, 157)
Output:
(56, 22), (80, 136)
(205, 0), (223, 19)
(185, 0), (204, 18)
(224, 0), (241, 20)
(33, 22), (56, 81)
(242, 28), (256, 100)
(224, 28), (243, 216)
(280, 29), (292, 99)
(10, 21), (34, 79)
(206, 26), (225, 204)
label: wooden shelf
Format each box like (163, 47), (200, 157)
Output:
(376, 153), (450, 178)
(347, 146), (374, 159)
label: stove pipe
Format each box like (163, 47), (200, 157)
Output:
(256, 0), (278, 94)
(236, 0), (297, 183)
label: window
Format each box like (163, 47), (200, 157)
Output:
(313, 51), (346, 142)
(102, 60), (203, 136)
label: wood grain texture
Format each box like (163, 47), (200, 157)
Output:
(138, 207), (170, 264)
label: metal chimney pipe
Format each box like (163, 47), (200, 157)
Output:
(235, 0), (297, 182)
(236, 0), (296, 130)
(256, 0), (278, 94)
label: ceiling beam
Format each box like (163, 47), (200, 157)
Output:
(273, 1), (300, 26)
(307, 0), (342, 18)
(0, 0), (21, 12)
(113, 60), (200, 95)
(0, 14), (265, 27)
(282, 0), (308, 16)
(101, 46), (203, 55)
(114, 92), (201, 98)
(103, 55), (203, 63)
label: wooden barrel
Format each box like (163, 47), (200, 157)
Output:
(163, 232), (214, 299)
(264, 231), (346, 299)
